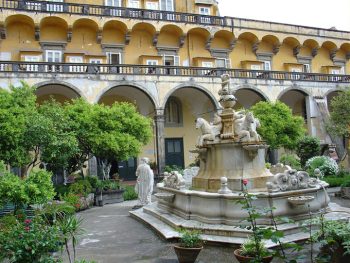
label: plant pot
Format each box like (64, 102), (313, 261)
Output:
(234, 249), (273, 263)
(174, 244), (203, 263)
(98, 199), (104, 207)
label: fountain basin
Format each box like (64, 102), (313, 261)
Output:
(157, 183), (329, 225)
(287, 195), (315, 206)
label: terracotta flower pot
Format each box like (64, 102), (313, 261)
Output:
(174, 244), (203, 263)
(234, 249), (273, 263)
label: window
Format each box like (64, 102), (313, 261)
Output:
(165, 97), (182, 126)
(105, 0), (122, 16)
(160, 0), (174, 11)
(202, 61), (213, 75)
(160, 0), (174, 20)
(198, 6), (211, 23)
(46, 0), (63, 12)
(146, 1), (159, 10)
(105, 0), (121, 6)
(216, 58), (231, 68)
(199, 6), (210, 15)
(163, 55), (180, 75)
(250, 64), (261, 70)
(107, 52), (121, 73)
(90, 59), (102, 64)
(24, 56), (40, 72)
(146, 60), (158, 74)
(68, 56), (84, 72)
(128, 0), (140, 8)
(45, 50), (62, 72)
(262, 61), (271, 71)
(303, 64), (311, 73)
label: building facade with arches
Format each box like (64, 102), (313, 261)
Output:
(0, 0), (349, 178)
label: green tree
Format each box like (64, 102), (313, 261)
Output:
(328, 89), (350, 139)
(296, 136), (321, 167)
(65, 99), (152, 178)
(0, 82), (37, 167)
(251, 101), (306, 150)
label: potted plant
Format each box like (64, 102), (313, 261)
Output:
(234, 179), (274, 263)
(234, 238), (273, 263)
(340, 180), (350, 199)
(314, 218), (350, 263)
(174, 229), (203, 263)
(94, 180), (125, 206)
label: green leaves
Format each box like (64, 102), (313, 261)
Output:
(328, 89), (350, 139)
(251, 101), (306, 150)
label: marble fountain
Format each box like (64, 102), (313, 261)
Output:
(130, 74), (346, 246)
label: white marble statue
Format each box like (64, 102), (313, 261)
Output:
(135, 157), (154, 206)
(234, 111), (261, 142)
(163, 171), (186, 190)
(195, 114), (222, 146)
(266, 169), (317, 193)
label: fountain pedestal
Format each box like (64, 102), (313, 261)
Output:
(192, 141), (272, 192)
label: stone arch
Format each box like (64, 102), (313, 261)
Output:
(277, 86), (311, 100)
(278, 88), (309, 120)
(95, 82), (158, 112)
(40, 16), (68, 42)
(131, 22), (156, 36)
(325, 89), (343, 112)
(233, 86), (269, 109)
(212, 30), (234, 49)
(158, 24), (183, 47)
(34, 81), (83, 104)
(162, 83), (220, 110)
(102, 20), (127, 44)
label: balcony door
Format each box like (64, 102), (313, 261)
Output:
(45, 50), (62, 72)
(160, 0), (174, 20)
(128, 0), (140, 8)
(105, 0), (121, 7)
(107, 52), (121, 73)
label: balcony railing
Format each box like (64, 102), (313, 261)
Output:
(0, 0), (227, 26)
(1, 61), (350, 83)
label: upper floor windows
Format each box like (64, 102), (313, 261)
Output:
(105, 0), (122, 7)
(165, 96), (182, 126)
(146, 1), (159, 10)
(160, 0), (174, 11)
(199, 6), (210, 15)
(128, 0), (140, 8)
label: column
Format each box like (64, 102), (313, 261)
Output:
(305, 95), (317, 137)
(154, 109), (165, 175)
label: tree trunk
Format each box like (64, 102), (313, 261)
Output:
(100, 159), (111, 180)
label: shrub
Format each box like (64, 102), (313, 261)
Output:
(178, 229), (202, 248)
(0, 172), (29, 210)
(54, 184), (70, 200)
(69, 180), (93, 197)
(26, 170), (55, 205)
(279, 154), (301, 170)
(62, 193), (81, 211)
(123, 185), (138, 201)
(0, 216), (61, 263)
(86, 176), (99, 190)
(296, 136), (321, 167)
(306, 156), (339, 177)
(164, 165), (183, 175)
(323, 176), (350, 187)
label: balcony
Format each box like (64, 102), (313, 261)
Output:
(0, 0), (226, 27)
(1, 61), (350, 83)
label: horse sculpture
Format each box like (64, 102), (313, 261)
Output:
(195, 115), (222, 147)
(234, 111), (261, 142)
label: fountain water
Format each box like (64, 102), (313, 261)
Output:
(130, 75), (340, 245)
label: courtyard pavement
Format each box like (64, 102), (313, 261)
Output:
(71, 190), (350, 263)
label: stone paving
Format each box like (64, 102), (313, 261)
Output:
(70, 193), (350, 263)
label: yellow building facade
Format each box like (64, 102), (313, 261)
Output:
(0, 0), (349, 179)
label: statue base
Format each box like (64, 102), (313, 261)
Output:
(192, 141), (272, 192)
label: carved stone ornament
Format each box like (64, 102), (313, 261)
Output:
(163, 171), (186, 190)
(266, 169), (317, 193)
(195, 114), (222, 147)
(234, 111), (262, 143)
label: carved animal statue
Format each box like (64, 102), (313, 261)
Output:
(195, 116), (222, 146)
(234, 112), (261, 142)
(163, 171), (186, 190)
